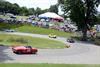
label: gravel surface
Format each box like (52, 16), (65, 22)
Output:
(0, 32), (100, 64)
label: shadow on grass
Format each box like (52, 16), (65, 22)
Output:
(0, 45), (13, 62)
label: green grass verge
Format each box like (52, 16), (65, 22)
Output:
(0, 34), (65, 49)
(15, 25), (74, 37)
(0, 15), (9, 19)
(0, 64), (100, 67)
(0, 15), (28, 20)
(16, 16), (28, 20)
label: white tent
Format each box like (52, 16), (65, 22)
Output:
(39, 12), (64, 21)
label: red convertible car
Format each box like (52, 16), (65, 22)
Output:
(12, 46), (38, 54)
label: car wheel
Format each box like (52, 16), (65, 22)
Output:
(17, 51), (22, 54)
(13, 51), (16, 53)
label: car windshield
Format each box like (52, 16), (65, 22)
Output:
(25, 46), (32, 48)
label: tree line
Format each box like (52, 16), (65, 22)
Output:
(0, 0), (58, 16)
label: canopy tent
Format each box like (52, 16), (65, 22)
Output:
(38, 12), (64, 22)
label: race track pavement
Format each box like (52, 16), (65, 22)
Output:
(0, 32), (100, 64)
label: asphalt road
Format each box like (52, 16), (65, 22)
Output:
(0, 32), (100, 64)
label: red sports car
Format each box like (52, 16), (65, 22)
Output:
(12, 46), (38, 54)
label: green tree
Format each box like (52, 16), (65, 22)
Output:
(28, 8), (35, 15)
(19, 7), (29, 16)
(35, 7), (42, 16)
(0, 0), (5, 2)
(10, 3), (20, 15)
(5, 2), (12, 13)
(42, 9), (49, 13)
(58, 0), (100, 40)
(49, 4), (58, 14)
(0, 1), (10, 13)
(0, 0), (20, 15)
(96, 13), (100, 24)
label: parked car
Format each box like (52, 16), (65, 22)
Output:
(4, 29), (15, 32)
(12, 46), (38, 54)
(67, 38), (75, 43)
(48, 33), (57, 38)
(0, 18), (4, 22)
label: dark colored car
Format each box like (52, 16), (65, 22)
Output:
(0, 18), (4, 22)
(67, 38), (75, 43)
(12, 46), (38, 54)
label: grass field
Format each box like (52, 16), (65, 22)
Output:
(0, 15), (9, 19)
(0, 64), (100, 67)
(15, 25), (74, 37)
(16, 16), (28, 20)
(0, 34), (65, 48)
